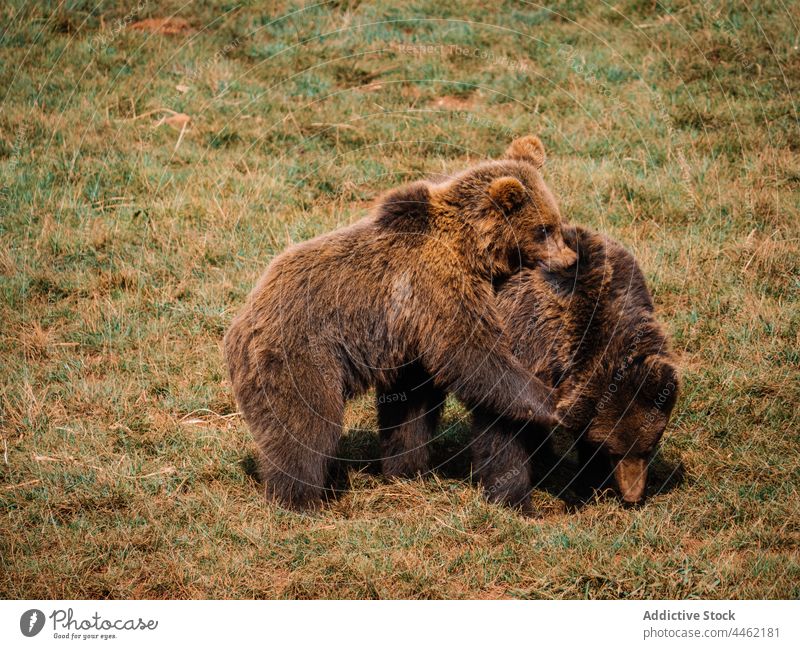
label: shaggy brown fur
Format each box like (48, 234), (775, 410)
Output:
(471, 225), (679, 512)
(224, 136), (576, 509)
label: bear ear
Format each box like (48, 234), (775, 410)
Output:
(642, 355), (679, 412)
(375, 181), (431, 230)
(487, 176), (527, 213)
(505, 135), (546, 168)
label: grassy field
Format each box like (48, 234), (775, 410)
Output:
(1, 0), (798, 599)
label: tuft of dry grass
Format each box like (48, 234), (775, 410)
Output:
(1, 0), (798, 599)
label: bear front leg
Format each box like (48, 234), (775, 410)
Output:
(471, 410), (535, 514)
(573, 437), (613, 500)
(378, 365), (446, 478)
(429, 334), (557, 427)
(417, 283), (558, 427)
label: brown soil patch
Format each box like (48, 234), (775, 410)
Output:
(129, 18), (193, 35)
(430, 95), (475, 110)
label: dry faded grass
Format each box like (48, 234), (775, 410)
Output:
(1, 0), (798, 599)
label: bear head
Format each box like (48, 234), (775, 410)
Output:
(450, 135), (577, 278)
(376, 136), (577, 279)
(581, 352), (679, 505)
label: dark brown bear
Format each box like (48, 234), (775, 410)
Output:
(224, 136), (576, 509)
(470, 225), (679, 512)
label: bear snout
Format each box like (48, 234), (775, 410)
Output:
(536, 236), (577, 271)
(613, 456), (648, 505)
(551, 238), (577, 269)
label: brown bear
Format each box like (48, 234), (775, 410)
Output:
(224, 136), (576, 509)
(469, 225), (679, 511)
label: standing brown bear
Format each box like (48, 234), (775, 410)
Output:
(470, 225), (679, 512)
(224, 136), (576, 510)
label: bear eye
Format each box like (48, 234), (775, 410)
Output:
(535, 224), (553, 241)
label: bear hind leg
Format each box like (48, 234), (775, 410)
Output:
(377, 365), (445, 479)
(245, 363), (344, 510)
(471, 412), (535, 514)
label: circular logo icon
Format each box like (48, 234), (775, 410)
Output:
(20, 609), (45, 637)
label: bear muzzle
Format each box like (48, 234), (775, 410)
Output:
(613, 456), (648, 505)
(540, 237), (577, 270)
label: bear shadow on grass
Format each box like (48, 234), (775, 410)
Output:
(241, 416), (685, 509)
